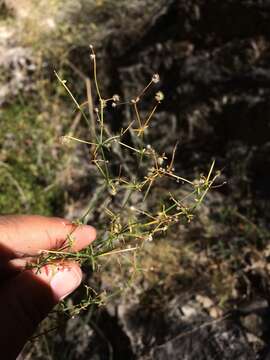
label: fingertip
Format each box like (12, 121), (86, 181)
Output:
(50, 263), (82, 301)
(34, 262), (83, 301)
(70, 224), (97, 251)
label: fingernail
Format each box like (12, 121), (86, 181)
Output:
(50, 266), (82, 300)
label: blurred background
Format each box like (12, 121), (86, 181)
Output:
(1, 0), (270, 359)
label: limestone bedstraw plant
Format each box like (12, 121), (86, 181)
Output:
(31, 45), (220, 315)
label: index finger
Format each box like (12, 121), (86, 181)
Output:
(0, 215), (96, 260)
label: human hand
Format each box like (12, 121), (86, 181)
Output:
(0, 215), (96, 360)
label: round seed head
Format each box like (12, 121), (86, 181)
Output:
(152, 73), (160, 83)
(155, 91), (164, 102)
(112, 94), (120, 102)
(59, 135), (71, 145)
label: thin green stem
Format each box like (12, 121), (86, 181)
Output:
(54, 71), (90, 128)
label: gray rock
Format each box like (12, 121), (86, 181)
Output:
(151, 321), (255, 360)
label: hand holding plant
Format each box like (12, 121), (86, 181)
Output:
(0, 215), (96, 359)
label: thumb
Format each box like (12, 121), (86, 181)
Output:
(0, 262), (82, 360)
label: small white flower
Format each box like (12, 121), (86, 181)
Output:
(152, 73), (160, 83)
(155, 91), (164, 102)
(147, 234), (153, 242)
(112, 94), (120, 102)
(131, 97), (140, 104)
(59, 135), (71, 145)
(158, 157), (164, 165)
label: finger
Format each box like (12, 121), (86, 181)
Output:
(0, 215), (96, 260)
(0, 262), (82, 359)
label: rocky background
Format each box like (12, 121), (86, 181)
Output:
(1, 1), (270, 359)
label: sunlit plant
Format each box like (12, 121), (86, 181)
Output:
(31, 45), (220, 315)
